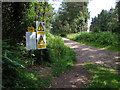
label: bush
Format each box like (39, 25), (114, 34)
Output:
(46, 32), (76, 75)
(67, 31), (120, 52)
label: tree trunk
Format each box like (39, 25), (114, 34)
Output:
(83, 0), (85, 31)
(118, 1), (120, 33)
(83, 0), (85, 23)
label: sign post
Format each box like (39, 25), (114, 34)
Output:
(26, 27), (36, 69)
(26, 21), (46, 68)
(36, 21), (46, 67)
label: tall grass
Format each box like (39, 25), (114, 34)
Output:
(67, 32), (120, 52)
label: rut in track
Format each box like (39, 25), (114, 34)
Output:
(49, 37), (120, 88)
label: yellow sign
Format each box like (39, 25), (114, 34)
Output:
(37, 31), (45, 34)
(36, 21), (46, 49)
(38, 23), (44, 31)
(28, 27), (34, 32)
(38, 36), (45, 44)
(37, 44), (46, 48)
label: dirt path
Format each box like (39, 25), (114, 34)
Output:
(49, 37), (120, 88)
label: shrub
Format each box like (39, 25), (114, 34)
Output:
(46, 32), (76, 75)
(67, 31), (120, 52)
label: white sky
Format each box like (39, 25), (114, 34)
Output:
(48, 0), (116, 28)
(88, 0), (116, 28)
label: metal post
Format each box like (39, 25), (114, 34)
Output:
(30, 50), (32, 69)
(41, 50), (43, 67)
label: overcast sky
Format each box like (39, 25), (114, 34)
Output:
(48, 0), (116, 28)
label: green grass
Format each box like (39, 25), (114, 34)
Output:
(66, 32), (120, 52)
(85, 63), (120, 88)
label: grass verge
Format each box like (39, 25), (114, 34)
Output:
(66, 32), (120, 52)
(85, 63), (120, 88)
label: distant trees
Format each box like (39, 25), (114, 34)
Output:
(90, 3), (119, 33)
(51, 2), (89, 35)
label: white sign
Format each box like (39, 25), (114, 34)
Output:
(26, 32), (36, 50)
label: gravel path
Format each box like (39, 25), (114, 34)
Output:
(49, 37), (120, 88)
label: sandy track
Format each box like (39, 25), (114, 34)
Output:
(49, 38), (120, 88)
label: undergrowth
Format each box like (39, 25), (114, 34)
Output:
(66, 32), (120, 52)
(46, 32), (76, 75)
(2, 40), (50, 89)
(2, 32), (76, 88)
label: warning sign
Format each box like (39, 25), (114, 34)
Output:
(37, 34), (46, 49)
(36, 21), (45, 31)
(36, 21), (46, 49)
(38, 23), (44, 31)
(38, 35), (45, 44)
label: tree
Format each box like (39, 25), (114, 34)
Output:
(90, 5), (119, 34)
(2, 2), (54, 45)
(51, 2), (89, 34)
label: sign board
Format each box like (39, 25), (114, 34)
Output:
(26, 32), (36, 50)
(28, 27), (34, 32)
(36, 21), (46, 49)
(36, 21), (45, 32)
(37, 34), (46, 49)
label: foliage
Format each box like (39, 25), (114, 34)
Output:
(2, 2), (26, 45)
(85, 63), (120, 88)
(67, 32), (120, 52)
(2, 31), (76, 88)
(51, 2), (89, 34)
(2, 40), (50, 88)
(2, 2), (53, 46)
(90, 3), (119, 33)
(46, 32), (76, 75)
